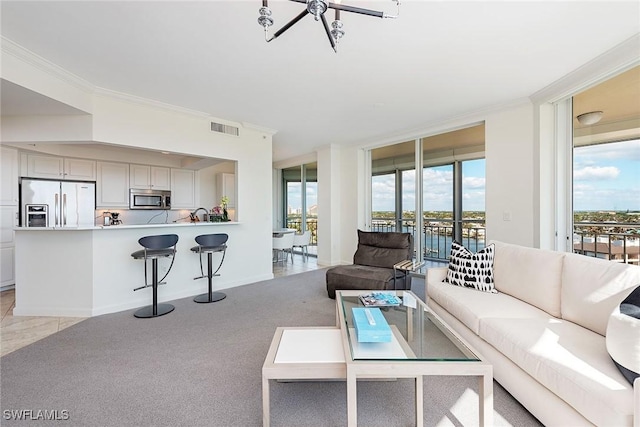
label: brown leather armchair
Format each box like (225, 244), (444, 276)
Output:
(326, 230), (414, 299)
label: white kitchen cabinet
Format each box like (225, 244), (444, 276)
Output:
(25, 153), (96, 181)
(0, 205), (17, 287)
(216, 173), (236, 208)
(97, 162), (130, 208)
(130, 165), (170, 190)
(170, 168), (196, 209)
(1, 146), (19, 205)
(64, 158), (97, 181)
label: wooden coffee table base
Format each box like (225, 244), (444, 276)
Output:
(262, 327), (346, 427)
(263, 294), (494, 427)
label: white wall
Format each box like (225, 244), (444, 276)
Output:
(1, 115), (93, 143)
(485, 102), (535, 246)
(338, 145), (360, 264)
(316, 144), (342, 266)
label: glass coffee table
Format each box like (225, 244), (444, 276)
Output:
(337, 290), (493, 427)
(262, 290), (492, 427)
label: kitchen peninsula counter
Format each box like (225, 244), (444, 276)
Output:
(15, 221), (240, 231)
(13, 221), (269, 317)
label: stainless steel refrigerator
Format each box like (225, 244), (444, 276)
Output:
(20, 178), (96, 227)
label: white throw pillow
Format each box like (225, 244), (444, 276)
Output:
(606, 285), (640, 385)
(491, 240), (564, 317)
(562, 252), (640, 335)
(445, 242), (497, 293)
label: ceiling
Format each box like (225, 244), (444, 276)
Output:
(1, 1), (639, 162)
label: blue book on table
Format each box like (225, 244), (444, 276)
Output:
(352, 307), (392, 343)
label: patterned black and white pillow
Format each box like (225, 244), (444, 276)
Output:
(606, 285), (640, 385)
(445, 242), (497, 293)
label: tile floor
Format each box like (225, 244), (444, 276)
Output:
(0, 253), (320, 357)
(0, 289), (86, 357)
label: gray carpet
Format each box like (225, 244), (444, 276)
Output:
(0, 269), (542, 426)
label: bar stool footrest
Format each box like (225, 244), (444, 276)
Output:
(134, 303), (175, 318)
(194, 292), (226, 304)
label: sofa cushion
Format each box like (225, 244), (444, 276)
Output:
(428, 281), (549, 335)
(606, 285), (640, 385)
(445, 242), (496, 293)
(353, 230), (413, 269)
(561, 252), (640, 335)
(491, 241), (564, 317)
(480, 317), (635, 426)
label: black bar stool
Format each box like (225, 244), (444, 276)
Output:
(191, 233), (228, 303)
(131, 234), (179, 318)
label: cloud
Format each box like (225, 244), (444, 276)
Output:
(576, 140), (640, 162)
(463, 176), (485, 189)
(573, 166), (620, 181)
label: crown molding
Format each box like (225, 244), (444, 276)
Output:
(1, 36), (94, 94)
(92, 86), (214, 118)
(359, 97), (531, 151)
(530, 33), (640, 105)
(2, 36), (249, 128)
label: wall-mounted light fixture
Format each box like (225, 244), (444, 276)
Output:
(576, 111), (603, 125)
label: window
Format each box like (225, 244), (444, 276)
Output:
(370, 124), (485, 261)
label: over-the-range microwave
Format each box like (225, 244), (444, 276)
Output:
(129, 189), (171, 210)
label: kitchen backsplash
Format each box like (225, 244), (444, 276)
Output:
(96, 209), (196, 226)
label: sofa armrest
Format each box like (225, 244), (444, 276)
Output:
(425, 267), (448, 301)
(635, 377), (639, 427)
(426, 267), (447, 285)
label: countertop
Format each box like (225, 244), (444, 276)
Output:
(15, 221), (240, 231)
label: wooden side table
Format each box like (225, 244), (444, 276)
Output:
(393, 260), (425, 289)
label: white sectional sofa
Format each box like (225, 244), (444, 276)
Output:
(426, 241), (640, 427)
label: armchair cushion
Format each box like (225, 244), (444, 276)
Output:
(326, 230), (414, 299)
(353, 230), (413, 268)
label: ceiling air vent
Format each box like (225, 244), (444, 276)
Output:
(211, 121), (239, 136)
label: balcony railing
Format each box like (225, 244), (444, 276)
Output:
(285, 218), (318, 247)
(371, 217), (486, 261)
(287, 216), (639, 265)
(573, 222), (639, 265)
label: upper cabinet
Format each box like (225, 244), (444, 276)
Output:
(97, 162), (130, 208)
(130, 165), (170, 190)
(24, 153), (96, 181)
(1, 146), (19, 205)
(64, 158), (97, 181)
(216, 173), (236, 208)
(170, 169), (196, 209)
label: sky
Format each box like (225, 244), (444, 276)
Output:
(286, 139), (639, 214)
(372, 159), (486, 213)
(286, 182), (317, 213)
(573, 139), (640, 211)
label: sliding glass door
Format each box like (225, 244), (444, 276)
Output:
(422, 163), (454, 259)
(558, 65), (640, 264)
(282, 163), (318, 256)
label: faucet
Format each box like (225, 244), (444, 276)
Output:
(190, 207), (209, 222)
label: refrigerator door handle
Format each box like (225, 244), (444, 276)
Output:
(63, 193), (67, 226)
(55, 193), (60, 226)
